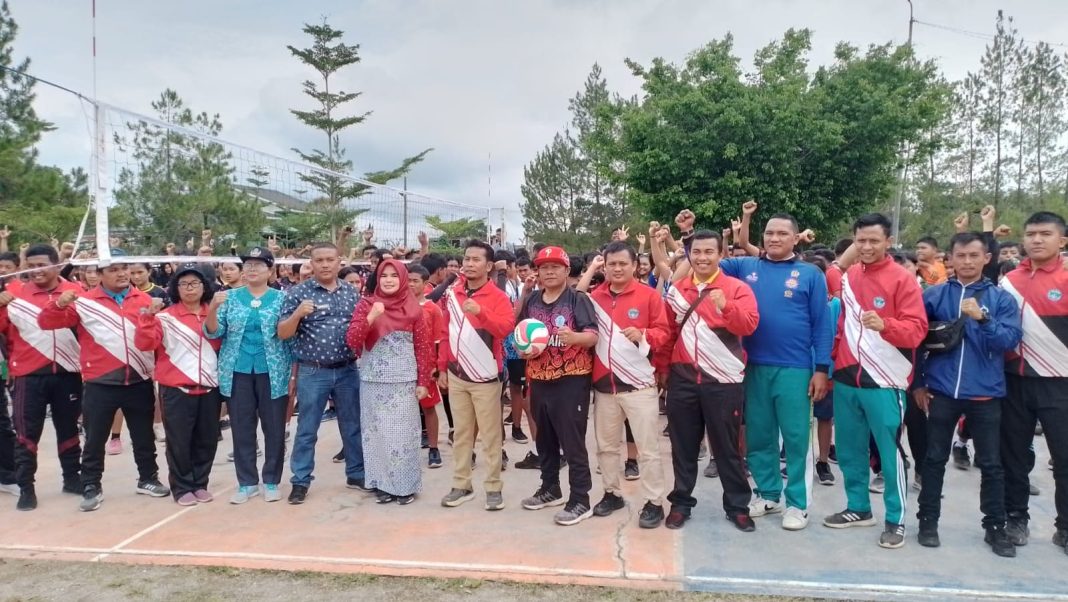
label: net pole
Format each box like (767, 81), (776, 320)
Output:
(402, 176), (409, 247)
(92, 103), (111, 265)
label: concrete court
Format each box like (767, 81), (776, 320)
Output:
(0, 401), (1065, 602)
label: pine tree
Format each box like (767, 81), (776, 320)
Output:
(978, 11), (1022, 207)
(112, 89), (264, 251)
(288, 19), (430, 240)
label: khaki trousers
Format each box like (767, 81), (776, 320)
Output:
(448, 372), (504, 493)
(594, 387), (665, 505)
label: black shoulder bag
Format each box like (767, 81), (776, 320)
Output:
(923, 288), (985, 355)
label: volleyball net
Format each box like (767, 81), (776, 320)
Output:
(84, 102), (493, 262)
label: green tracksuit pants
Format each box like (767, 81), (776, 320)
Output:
(745, 365), (814, 511)
(833, 383), (907, 525)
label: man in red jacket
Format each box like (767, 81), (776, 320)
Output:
(438, 240), (515, 512)
(588, 241), (671, 528)
(999, 211), (1068, 554)
(662, 230), (760, 531)
(823, 213), (927, 549)
(38, 254), (170, 512)
(0, 244), (83, 510)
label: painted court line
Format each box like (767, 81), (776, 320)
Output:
(683, 574), (1068, 602)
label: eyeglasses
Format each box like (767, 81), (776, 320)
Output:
(177, 281), (204, 290)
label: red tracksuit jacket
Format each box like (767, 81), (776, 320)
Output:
(440, 276), (516, 383)
(134, 303), (221, 392)
(1001, 258), (1068, 378)
(832, 255), (927, 390)
(590, 279), (671, 393)
(0, 279), (83, 378)
(38, 285), (155, 385)
(662, 271), (760, 385)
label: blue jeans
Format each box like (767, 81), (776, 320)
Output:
(290, 363), (363, 486)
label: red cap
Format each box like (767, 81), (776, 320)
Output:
(534, 246), (570, 268)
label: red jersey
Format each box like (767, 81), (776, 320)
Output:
(1001, 258), (1068, 377)
(589, 279), (670, 393)
(0, 279), (83, 377)
(134, 303), (221, 392)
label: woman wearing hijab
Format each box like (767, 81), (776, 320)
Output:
(134, 264), (222, 506)
(346, 259), (433, 505)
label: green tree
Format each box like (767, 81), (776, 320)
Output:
(425, 215), (487, 251)
(0, 0), (87, 245)
(112, 89), (265, 252)
(288, 20), (430, 240)
(978, 11), (1021, 207)
(603, 29), (949, 235)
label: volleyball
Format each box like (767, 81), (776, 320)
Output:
(513, 318), (550, 355)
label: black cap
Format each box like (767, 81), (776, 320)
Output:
(239, 246), (274, 267)
(174, 262), (206, 281)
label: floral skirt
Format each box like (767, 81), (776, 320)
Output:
(361, 380), (421, 496)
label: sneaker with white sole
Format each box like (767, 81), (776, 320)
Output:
(263, 484), (282, 503)
(136, 479), (170, 498)
(869, 473), (885, 494)
(153, 423), (166, 443)
(879, 522), (906, 549)
(440, 488), (475, 508)
(782, 507), (809, 531)
(230, 485), (260, 505)
(823, 509), (878, 529)
(80, 488), (103, 512)
(0, 482), (19, 496)
(521, 485), (564, 510)
(748, 496), (784, 517)
(553, 501), (593, 526)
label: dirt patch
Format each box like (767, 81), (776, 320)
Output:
(0, 559), (827, 602)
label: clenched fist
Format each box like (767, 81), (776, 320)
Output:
(368, 301), (386, 323)
(462, 298), (481, 315)
(210, 291), (228, 309)
(742, 200), (758, 216)
(57, 289), (78, 308)
(295, 300), (316, 318)
(708, 289), (727, 311)
(861, 310), (885, 332)
(675, 210), (696, 232)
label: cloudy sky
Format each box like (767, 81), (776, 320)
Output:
(11, 0), (1068, 240)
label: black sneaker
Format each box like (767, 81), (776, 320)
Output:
(346, 478), (373, 492)
(985, 525), (1017, 557)
(521, 485), (564, 510)
(703, 459), (718, 479)
(62, 476), (81, 495)
(592, 492), (625, 517)
(504, 414), (514, 425)
(136, 479), (170, 498)
(624, 459), (640, 481)
(321, 408), (337, 422)
(448, 429), (454, 446)
(879, 522), (906, 549)
(512, 426), (529, 444)
(421, 430), (429, 449)
(288, 484), (308, 504)
(816, 461), (835, 486)
(638, 502), (665, 529)
(823, 509), (877, 529)
(80, 487), (103, 512)
(16, 486), (37, 511)
(1006, 518), (1029, 546)
(952, 443), (971, 470)
(917, 518), (939, 547)
(1054, 528), (1068, 549)
(332, 450), (345, 463)
(554, 501), (594, 526)
(827, 444), (837, 464)
(515, 451), (541, 470)
(219, 418), (231, 430)
(502, 450), (509, 472)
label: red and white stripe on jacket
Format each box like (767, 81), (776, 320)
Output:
(0, 279), (82, 377)
(590, 279), (671, 393)
(37, 286), (155, 385)
(1001, 258), (1068, 378)
(661, 273), (759, 384)
(441, 277), (515, 383)
(832, 256), (927, 390)
(134, 304), (221, 391)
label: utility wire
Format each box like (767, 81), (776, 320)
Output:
(914, 19), (1068, 49)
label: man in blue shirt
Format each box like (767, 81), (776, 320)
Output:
(706, 202), (832, 530)
(279, 242), (363, 504)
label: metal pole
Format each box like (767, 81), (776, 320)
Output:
(402, 176), (409, 248)
(891, 0), (915, 244)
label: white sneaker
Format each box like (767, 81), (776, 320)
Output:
(748, 496), (784, 517)
(0, 483), (19, 496)
(229, 485), (260, 505)
(869, 473), (885, 494)
(782, 506), (809, 530)
(153, 423), (166, 443)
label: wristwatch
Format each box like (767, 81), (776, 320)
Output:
(978, 308), (990, 324)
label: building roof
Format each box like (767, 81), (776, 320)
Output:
(235, 185), (308, 211)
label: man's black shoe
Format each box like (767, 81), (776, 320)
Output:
(1006, 518), (1029, 546)
(917, 518), (940, 547)
(638, 502), (665, 529)
(986, 525), (1017, 558)
(592, 492), (625, 517)
(515, 451), (541, 470)
(729, 513), (756, 532)
(346, 478), (373, 492)
(17, 486), (37, 511)
(62, 477), (81, 495)
(288, 484), (308, 505)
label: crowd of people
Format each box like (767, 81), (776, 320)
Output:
(0, 202), (1064, 560)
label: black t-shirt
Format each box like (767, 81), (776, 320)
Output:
(518, 287), (596, 381)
